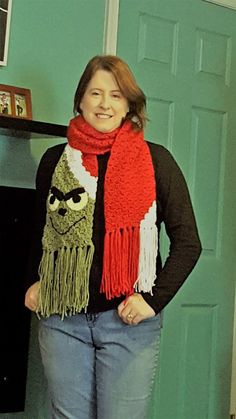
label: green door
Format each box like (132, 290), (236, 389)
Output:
(117, 1), (236, 418)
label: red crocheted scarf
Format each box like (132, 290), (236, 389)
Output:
(67, 115), (157, 299)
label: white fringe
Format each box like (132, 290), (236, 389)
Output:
(135, 201), (158, 293)
(65, 144), (97, 200)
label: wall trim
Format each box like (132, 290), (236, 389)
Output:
(0, 0), (12, 66)
(204, 0), (236, 10)
(231, 286), (236, 415)
(103, 0), (120, 54)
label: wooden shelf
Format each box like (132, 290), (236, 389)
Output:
(0, 115), (67, 138)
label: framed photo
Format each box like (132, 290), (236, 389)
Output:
(0, 84), (32, 119)
(0, 0), (12, 66)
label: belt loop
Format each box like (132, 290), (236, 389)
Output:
(86, 313), (98, 325)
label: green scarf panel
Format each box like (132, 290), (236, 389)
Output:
(37, 152), (95, 318)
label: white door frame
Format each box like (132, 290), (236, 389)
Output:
(103, 0), (119, 54)
(231, 287), (236, 416)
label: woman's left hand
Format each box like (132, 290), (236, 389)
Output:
(117, 293), (155, 325)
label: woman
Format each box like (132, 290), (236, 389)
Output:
(25, 55), (201, 419)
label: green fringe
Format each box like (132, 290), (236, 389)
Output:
(37, 245), (94, 319)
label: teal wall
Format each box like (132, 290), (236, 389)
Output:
(1, 0), (106, 124)
(0, 0), (105, 417)
(0, 0), (106, 189)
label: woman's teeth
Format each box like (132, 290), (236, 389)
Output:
(96, 114), (111, 119)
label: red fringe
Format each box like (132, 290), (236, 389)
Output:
(100, 227), (140, 299)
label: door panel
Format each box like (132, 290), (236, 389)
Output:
(117, 1), (236, 418)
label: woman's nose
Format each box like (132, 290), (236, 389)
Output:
(100, 95), (110, 109)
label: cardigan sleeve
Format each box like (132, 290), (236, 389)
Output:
(142, 143), (202, 314)
(24, 143), (66, 291)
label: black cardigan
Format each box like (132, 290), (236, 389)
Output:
(26, 141), (201, 314)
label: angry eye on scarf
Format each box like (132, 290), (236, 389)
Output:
(49, 194), (60, 211)
(66, 193), (88, 211)
(48, 187), (88, 212)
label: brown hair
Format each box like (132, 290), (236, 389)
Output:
(73, 55), (147, 130)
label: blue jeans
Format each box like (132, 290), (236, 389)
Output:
(38, 309), (161, 419)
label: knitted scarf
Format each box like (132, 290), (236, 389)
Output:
(37, 116), (158, 318)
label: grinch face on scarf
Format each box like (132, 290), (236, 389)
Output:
(43, 153), (95, 249)
(48, 186), (90, 235)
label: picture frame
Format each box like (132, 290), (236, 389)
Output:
(0, 84), (33, 119)
(0, 0), (12, 66)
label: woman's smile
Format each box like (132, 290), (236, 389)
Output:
(95, 113), (112, 119)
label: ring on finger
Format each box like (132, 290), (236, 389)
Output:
(127, 314), (133, 319)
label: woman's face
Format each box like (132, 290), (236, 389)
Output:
(80, 69), (129, 133)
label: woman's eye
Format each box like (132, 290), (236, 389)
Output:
(48, 194), (60, 211)
(112, 93), (121, 99)
(66, 192), (88, 211)
(91, 91), (100, 96)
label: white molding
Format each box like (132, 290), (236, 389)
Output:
(204, 0), (236, 10)
(231, 286), (236, 415)
(0, 0), (12, 66)
(103, 0), (120, 55)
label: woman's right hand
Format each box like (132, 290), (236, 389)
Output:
(25, 281), (40, 312)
